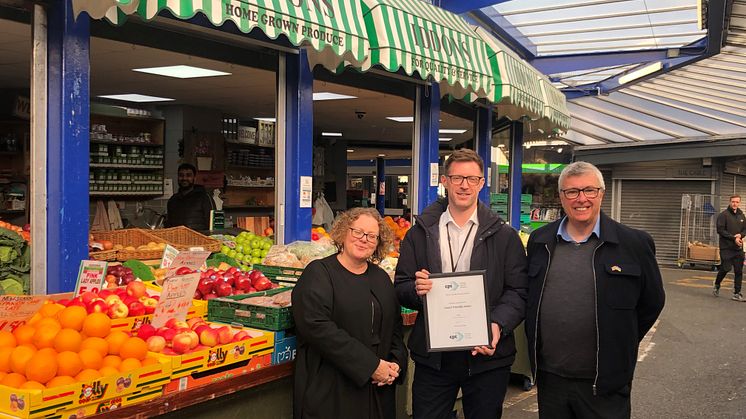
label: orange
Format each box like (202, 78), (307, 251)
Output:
(56, 351), (83, 378)
(82, 313), (111, 338)
(36, 347), (57, 358)
(0, 331), (16, 348)
(75, 369), (101, 382)
(12, 325), (35, 345)
(0, 372), (26, 388)
(21, 380), (45, 390)
(27, 313), (42, 326)
(102, 355), (122, 369)
(53, 329), (83, 353)
(98, 366), (119, 377)
(0, 347), (13, 373)
(36, 317), (62, 331)
(40, 303), (65, 318)
(119, 337), (147, 361)
(78, 349), (103, 370)
(141, 356), (159, 367)
(9, 345), (36, 375)
(105, 331), (129, 356)
(58, 306), (87, 331)
(25, 351), (58, 384)
(32, 324), (60, 349)
(47, 375), (77, 388)
(119, 357), (141, 372)
(80, 337), (109, 357)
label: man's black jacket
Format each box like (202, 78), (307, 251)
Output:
(394, 198), (528, 374)
(166, 185), (214, 231)
(716, 207), (746, 254)
(525, 211), (665, 395)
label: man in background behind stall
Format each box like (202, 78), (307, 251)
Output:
(165, 163), (214, 231)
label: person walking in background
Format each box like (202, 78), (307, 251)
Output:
(713, 195), (746, 302)
(395, 148), (527, 419)
(526, 161), (665, 419)
(292, 208), (407, 419)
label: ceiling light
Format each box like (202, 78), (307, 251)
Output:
(386, 116), (414, 123)
(378, 154), (386, 157)
(347, 149), (354, 153)
(618, 62), (663, 85)
(439, 129), (467, 134)
(557, 148), (563, 153)
(132, 65), (231, 79)
(497, 144), (506, 148)
(97, 94), (174, 103)
(322, 132), (343, 137)
(313, 92), (357, 101)
(254, 117), (276, 122)
(523, 140), (567, 148)
(439, 138), (452, 142)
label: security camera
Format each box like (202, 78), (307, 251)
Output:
(355, 111), (366, 119)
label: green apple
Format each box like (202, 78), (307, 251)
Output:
(235, 245), (244, 254)
(250, 248), (261, 257)
(250, 239), (260, 249)
(220, 245), (230, 254)
(251, 257), (262, 265)
(262, 242), (272, 251)
(227, 250), (237, 258)
(243, 254), (253, 263)
(260, 249), (269, 258)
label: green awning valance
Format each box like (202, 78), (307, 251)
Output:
(538, 77), (571, 131)
(74, 0), (370, 70)
(361, 0), (493, 101)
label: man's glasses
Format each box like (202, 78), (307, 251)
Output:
(560, 187), (603, 199)
(349, 228), (379, 243)
(446, 175), (483, 186)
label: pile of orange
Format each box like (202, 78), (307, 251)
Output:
(0, 301), (157, 391)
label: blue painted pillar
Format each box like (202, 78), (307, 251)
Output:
(413, 83), (440, 214)
(509, 122), (524, 230)
(47, 0), (90, 293)
(475, 107), (492, 205)
(376, 157), (385, 215)
(282, 50), (313, 243)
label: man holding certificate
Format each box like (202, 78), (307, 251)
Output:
(395, 149), (528, 419)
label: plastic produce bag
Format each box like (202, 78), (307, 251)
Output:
(312, 194), (335, 231)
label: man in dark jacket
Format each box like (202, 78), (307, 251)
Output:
(166, 163), (214, 231)
(713, 194), (746, 302)
(395, 149), (528, 419)
(526, 161), (665, 419)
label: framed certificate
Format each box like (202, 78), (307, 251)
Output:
(423, 270), (491, 352)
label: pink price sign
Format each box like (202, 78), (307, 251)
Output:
(0, 295), (46, 332)
(151, 272), (201, 328)
(74, 260), (109, 297)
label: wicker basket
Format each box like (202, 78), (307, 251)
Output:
(149, 226), (221, 252)
(89, 249), (118, 261)
(91, 229), (168, 261)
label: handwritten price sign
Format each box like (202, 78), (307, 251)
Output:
(165, 250), (211, 278)
(151, 273), (200, 328)
(74, 260), (108, 297)
(160, 244), (180, 269)
(0, 295), (46, 332)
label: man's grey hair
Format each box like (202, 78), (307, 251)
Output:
(559, 161), (605, 190)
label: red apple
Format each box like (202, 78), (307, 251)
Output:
(216, 326), (233, 345)
(140, 297), (157, 308)
(221, 275), (235, 287)
(215, 282), (233, 297)
(57, 298), (70, 307)
(249, 270), (262, 282)
(107, 301), (129, 318)
(137, 324), (156, 340)
(232, 331), (250, 342)
(156, 327), (177, 342)
(171, 332), (193, 354)
(165, 318), (179, 329)
(98, 289), (114, 299)
(199, 328), (220, 347)
(197, 278), (215, 296)
(187, 318), (206, 329)
(144, 305), (155, 315)
(146, 335), (166, 352)
(193, 289), (203, 300)
(184, 330), (199, 349)
(67, 298), (86, 308)
(80, 291), (100, 305)
(176, 267), (193, 276)
(104, 295), (122, 306)
(194, 324), (211, 336)
(235, 277), (251, 291)
(254, 277), (272, 291)
(127, 301), (146, 317)
(126, 281), (148, 299)
(122, 296), (138, 306)
(87, 299), (108, 314)
(203, 293), (218, 300)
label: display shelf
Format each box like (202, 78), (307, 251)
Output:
(87, 362), (293, 419)
(89, 191), (163, 196)
(227, 165), (274, 171)
(0, 209), (24, 214)
(223, 205), (275, 210)
(90, 163), (164, 169)
(90, 139), (164, 147)
(225, 141), (276, 150)
(225, 185), (275, 189)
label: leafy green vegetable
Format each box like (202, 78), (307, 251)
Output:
(207, 253), (240, 268)
(122, 259), (155, 281)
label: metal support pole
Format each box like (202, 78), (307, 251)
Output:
(376, 157), (385, 215)
(475, 106), (492, 205)
(509, 122), (524, 230)
(46, 0), (90, 292)
(277, 50), (313, 244)
(31, 4), (48, 294)
(411, 83), (440, 215)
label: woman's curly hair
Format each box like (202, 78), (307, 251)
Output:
(329, 208), (393, 263)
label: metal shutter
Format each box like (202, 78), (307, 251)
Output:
(720, 173), (746, 209)
(619, 180), (712, 264)
(601, 170), (613, 219)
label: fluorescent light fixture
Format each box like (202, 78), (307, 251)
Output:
(386, 116), (414, 123)
(523, 140), (567, 148)
(346, 149), (354, 153)
(439, 138), (452, 142)
(439, 129), (467, 134)
(132, 65), (231, 79)
(254, 117), (276, 122)
(377, 154), (386, 157)
(618, 62), (663, 85)
(97, 94), (174, 103)
(322, 132), (343, 137)
(313, 92), (357, 101)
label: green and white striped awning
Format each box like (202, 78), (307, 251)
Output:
(73, 0), (370, 70)
(538, 77), (571, 131)
(361, 0), (493, 101)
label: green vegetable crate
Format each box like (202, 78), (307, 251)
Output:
(253, 264), (304, 285)
(207, 287), (294, 331)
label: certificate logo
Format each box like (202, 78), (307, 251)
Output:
(444, 281), (460, 291)
(448, 332), (464, 342)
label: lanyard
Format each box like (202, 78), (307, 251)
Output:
(447, 222), (475, 273)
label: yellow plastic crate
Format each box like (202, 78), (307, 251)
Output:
(0, 359), (170, 418)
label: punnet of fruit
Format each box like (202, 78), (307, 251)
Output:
(169, 266), (279, 301)
(134, 318), (262, 356)
(55, 281), (159, 319)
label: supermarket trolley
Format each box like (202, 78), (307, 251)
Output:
(677, 194), (720, 270)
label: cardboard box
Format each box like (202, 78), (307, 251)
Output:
(687, 242), (720, 261)
(271, 330), (296, 366)
(163, 353), (272, 394)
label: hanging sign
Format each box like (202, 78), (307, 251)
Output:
(74, 260), (108, 296)
(151, 273), (201, 328)
(0, 295), (46, 332)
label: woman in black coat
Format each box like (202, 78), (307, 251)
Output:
(292, 208), (408, 419)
